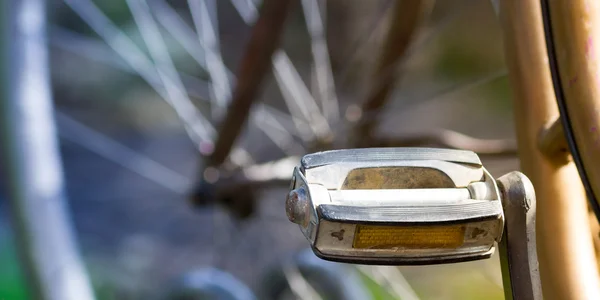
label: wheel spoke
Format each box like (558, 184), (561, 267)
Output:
(50, 26), (305, 149)
(230, 0), (331, 139)
(240, 156), (298, 183)
(301, 0), (340, 121)
(56, 112), (190, 194)
(52, 25), (298, 167)
(150, 0), (237, 83)
(149, 0), (304, 156)
(273, 51), (332, 139)
(339, 0), (469, 96)
(228, 148), (256, 167)
(337, 69), (508, 137)
(62, 0), (214, 145)
(149, 0), (208, 71)
(373, 0), (472, 91)
(127, 0), (217, 144)
(361, 69), (508, 122)
(51, 26), (130, 70)
(336, 0), (394, 86)
(353, 0), (432, 143)
(490, 0), (500, 15)
(370, 129), (517, 155)
(283, 263), (323, 300)
(188, 0), (232, 118)
(390, 68), (508, 110)
(356, 265), (419, 300)
(253, 109), (306, 156)
(229, 0), (260, 24)
(50, 26), (212, 103)
(258, 104), (313, 140)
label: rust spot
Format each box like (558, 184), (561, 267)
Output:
(586, 37), (595, 59)
(342, 167), (454, 189)
(331, 229), (345, 241)
(569, 75), (579, 87)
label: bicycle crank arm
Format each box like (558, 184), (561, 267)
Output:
(497, 172), (542, 300)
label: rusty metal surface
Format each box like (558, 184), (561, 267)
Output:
(342, 167), (455, 189)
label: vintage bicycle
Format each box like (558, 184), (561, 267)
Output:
(2, 0), (600, 299)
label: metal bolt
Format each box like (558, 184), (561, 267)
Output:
(286, 186), (308, 225)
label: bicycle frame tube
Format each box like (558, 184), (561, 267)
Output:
(542, 0), (600, 220)
(499, 0), (600, 298)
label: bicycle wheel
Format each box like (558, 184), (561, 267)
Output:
(45, 0), (513, 298)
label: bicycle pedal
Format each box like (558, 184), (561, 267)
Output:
(286, 148), (505, 265)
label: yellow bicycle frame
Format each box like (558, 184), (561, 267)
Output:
(500, 0), (600, 298)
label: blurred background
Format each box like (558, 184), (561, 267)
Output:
(1, 0), (517, 299)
